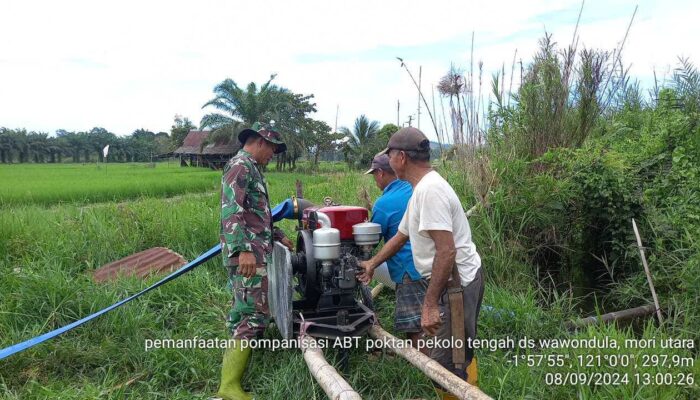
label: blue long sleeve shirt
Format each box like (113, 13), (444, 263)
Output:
(371, 179), (420, 283)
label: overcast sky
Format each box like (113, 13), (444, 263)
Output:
(1, 0), (698, 140)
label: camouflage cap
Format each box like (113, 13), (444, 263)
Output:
(364, 153), (394, 175)
(379, 127), (430, 156)
(238, 122), (287, 154)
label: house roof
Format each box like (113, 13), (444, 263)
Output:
(173, 131), (209, 155)
(202, 141), (238, 155)
(173, 130), (239, 156)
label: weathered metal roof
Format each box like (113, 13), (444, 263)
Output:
(202, 141), (238, 155)
(173, 130), (238, 156)
(93, 247), (188, 283)
(173, 131), (209, 155)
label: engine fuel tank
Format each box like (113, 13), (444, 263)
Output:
(303, 206), (369, 240)
(318, 206), (369, 240)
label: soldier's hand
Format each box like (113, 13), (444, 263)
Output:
(280, 236), (294, 252)
(356, 260), (375, 284)
(238, 252), (258, 278)
(421, 304), (443, 336)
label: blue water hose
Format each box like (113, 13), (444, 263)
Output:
(0, 197), (299, 360)
(0, 244), (222, 360)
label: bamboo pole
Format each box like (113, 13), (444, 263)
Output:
(300, 335), (362, 400)
(631, 219), (664, 324)
(368, 325), (492, 400)
(371, 283), (385, 299)
(565, 304), (656, 330)
(469, 31), (475, 136)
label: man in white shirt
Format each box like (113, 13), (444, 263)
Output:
(358, 127), (484, 391)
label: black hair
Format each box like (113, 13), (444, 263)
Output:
(405, 149), (430, 162)
(245, 133), (262, 144)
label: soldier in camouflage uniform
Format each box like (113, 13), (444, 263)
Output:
(214, 123), (293, 400)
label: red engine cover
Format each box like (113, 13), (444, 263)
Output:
(303, 205), (369, 240)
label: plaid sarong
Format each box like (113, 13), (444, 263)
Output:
(394, 274), (428, 333)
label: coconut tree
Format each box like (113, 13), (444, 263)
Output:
(340, 115), (381, 170)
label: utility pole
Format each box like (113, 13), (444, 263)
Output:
(417, 66), (422, 130)
(407, 115), (414, 127)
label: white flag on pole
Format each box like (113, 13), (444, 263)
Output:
(103, 145), (110, 158)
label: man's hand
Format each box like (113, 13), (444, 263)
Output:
(237, 252), (259, 278)
(356, 232), (408, 285)
(422, 230), (455, 336)
(280, 236), (294, 252)
(356, 260), (375, 284)
(421, 304), (443, 336)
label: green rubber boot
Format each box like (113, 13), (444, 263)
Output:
(215, 340), (253, 400)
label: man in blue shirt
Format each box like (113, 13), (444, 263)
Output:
(365, 154), (427, 352)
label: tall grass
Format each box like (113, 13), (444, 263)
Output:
(1, 164), (697, 399)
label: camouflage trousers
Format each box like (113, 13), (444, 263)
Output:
(227, 265), (269, 340)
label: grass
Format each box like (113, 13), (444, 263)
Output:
(0, 162), (221, 207)
(0, 164), (697, 399)
(0, 161), (362, 207)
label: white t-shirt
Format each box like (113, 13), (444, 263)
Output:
(398, 170), (481, 286)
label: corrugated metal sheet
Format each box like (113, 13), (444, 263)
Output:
(93, 247), (188, 283)
(173, 130), (239, 157)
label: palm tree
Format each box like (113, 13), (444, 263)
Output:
(56, 130), (86, 163)
(200, 76), (323, 171)
(200, 74), (281, 141)
(0, 128), (15, 163)
(46, 136), (66, 163)
(11, 129), (29, 163)
(27, 132), (49, 163)
(340, 115), (381, 169)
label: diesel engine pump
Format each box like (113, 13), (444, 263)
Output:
(269, 196), (382, 340)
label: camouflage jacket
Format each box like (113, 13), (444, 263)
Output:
(220, 149), (286, 267)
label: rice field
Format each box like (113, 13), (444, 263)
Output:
(0, 163), (697, 399)
(0, 163), (223, 206)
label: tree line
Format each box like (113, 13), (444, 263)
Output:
(1, 74), (416, 169)
(0, 126), (179, 164)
